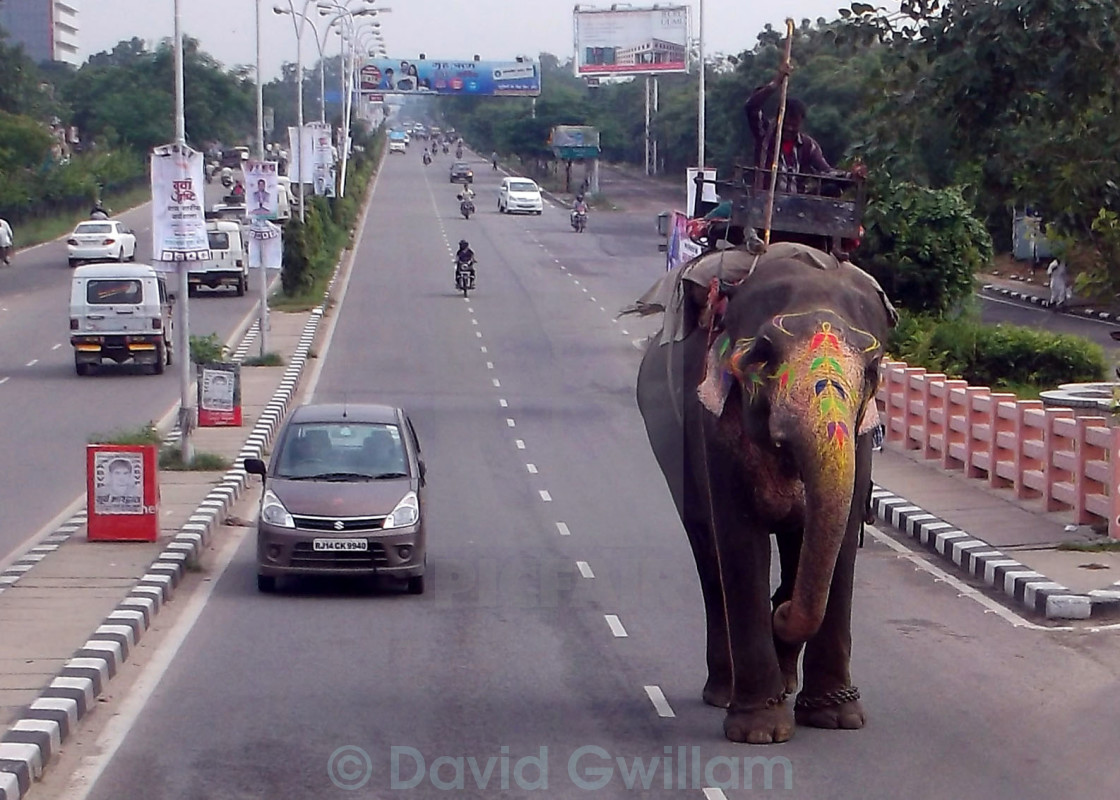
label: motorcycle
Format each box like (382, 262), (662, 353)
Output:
(423, 152), (431, 165)
(455, 147), (463, 159)
(460, 198), (475, 219)
(442, 144), (449, 154)
(455, 257), (476, 297)
(570, 209), (587, 233)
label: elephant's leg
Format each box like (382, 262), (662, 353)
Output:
(680, 512), (733, 708)
(772, 529), (804, 697)
(702, 462), (791, 743)
(795, 440), (871, 730)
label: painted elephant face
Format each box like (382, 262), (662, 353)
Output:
(701, 309), (884, 454)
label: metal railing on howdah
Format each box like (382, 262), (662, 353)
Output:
(876, 360), (1120, 539)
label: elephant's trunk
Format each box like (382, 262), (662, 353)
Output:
(770, 410), (857, 645)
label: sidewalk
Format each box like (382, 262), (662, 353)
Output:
(0, 305), (324, 800)
(871, 443), (1120, 621)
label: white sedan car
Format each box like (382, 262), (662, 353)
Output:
(498, 177), (544, 215)
(67, 220), (138, 268)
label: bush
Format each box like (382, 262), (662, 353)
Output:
(887, 311), (1106, 392)
(857, 181), (993, 316)
(190, 332), (228, 365)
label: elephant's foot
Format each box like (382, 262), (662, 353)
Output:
(702, 677), (731, 709)
(723, 698), (794, 744)
(794, 686), (865, 730)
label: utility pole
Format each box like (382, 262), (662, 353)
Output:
(255, 0), (269, 355)
(173, 0), (193, 464)
(697, 0), (705, 168)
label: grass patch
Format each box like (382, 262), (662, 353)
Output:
(18, 185), (151, 251)
(1057, 539), (1120, 552)
(241, 352), (284, 366)
(269, 294), (324, 312)
(159, 447), (231, 471)
(89, 422), (162, 446)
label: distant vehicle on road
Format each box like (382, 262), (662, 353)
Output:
(245, 403), (428, 594)
(189, 220), (247, 296)
(498, 177), (543, 215)
(66, 220), (137, 269)
(449, 161), (473, 183)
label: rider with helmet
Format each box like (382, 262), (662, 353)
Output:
(455, 239), (476, 279)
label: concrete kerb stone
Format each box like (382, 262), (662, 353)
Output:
(981, 282), (1116, 320)
(0, 250), (336, 799)
(870, 486), (1098, 620)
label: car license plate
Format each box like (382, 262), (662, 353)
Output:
(313, 538), (368, 552)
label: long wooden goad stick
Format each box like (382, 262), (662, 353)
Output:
(762, 18), (796, 247)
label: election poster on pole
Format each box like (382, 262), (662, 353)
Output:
(150, 144), (210, 270)
(245, 160), (280, 220)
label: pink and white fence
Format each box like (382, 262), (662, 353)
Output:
(877, 361), (1120, 539)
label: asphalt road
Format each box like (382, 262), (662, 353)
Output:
(37, 149), (1120, 800)
(0, 182), (273, 564)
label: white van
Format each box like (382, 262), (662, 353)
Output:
(69, 264), (174, 375)
(188, 220), (248, 295)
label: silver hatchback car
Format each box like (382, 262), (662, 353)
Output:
(245, 403), (427, 594)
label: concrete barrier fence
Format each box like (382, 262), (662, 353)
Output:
(877, 360), (1120, 539)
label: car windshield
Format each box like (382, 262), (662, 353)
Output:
(208, 232), (230, 249)
(275, 422), (408, 480)
(87, 279), (143, 305)
(509, 181), (537, 193)
(75, 223), (113, 234)
(452, 163), (469, 171)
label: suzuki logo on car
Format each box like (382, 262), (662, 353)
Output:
(334, 520), (344, 530)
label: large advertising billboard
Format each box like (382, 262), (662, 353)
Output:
(357, 58), (541, 97)
(574, 5), (691, 76)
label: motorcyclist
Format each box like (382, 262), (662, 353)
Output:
(570, 194), (589, 227)
(457, 183), (475, 202)
(0, 216), (13, 265)
(89, 203), (109, 220)
(455, 239), (476, 279)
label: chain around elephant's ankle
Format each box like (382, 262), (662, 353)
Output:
(794, 685), (860, 710)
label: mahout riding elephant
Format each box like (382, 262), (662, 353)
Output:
(633, 245), (894, 744)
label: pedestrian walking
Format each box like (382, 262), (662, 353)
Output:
(1047, 258), (1071, 309)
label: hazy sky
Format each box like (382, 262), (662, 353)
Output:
(79, 1), (882, 79)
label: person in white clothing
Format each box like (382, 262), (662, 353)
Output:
(0, 217), (13, 264)
(1047, 258), (1071, 308)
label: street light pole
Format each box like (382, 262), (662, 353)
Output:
(255, 0), (269, 355)
(697, 0), (705, 169)
(173, 0), (193, 463)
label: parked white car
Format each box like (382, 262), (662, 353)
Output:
(498, 177), (543, 215)
(67, 220), (137, 268)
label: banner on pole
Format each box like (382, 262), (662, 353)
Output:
(150, 144), (209, 267)
(245, 160), (280, 220)
(248, 221), (283, 270)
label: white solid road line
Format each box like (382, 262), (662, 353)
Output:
(643, 685), (675, 718)
(556, 522), (570, 536)
(576, 561), (594, 578)
(605, 614), (628, 637)
(55, 521), (251, 800)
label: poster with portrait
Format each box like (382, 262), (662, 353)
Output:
(150, 144), (210, 270)
(198, 363), (242, 426)
(245, 160), (279, 220)
(93, 450), (144, 516)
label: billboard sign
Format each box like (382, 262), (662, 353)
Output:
(574, 5), (691, 76)
(551, 125), (601, 160)
(357, 58), (541, 97)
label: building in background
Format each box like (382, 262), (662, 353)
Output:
(0, 0), (80, 66)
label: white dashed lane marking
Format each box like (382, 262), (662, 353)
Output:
(492, 378), (501, 388)
(515, 439), (525, 449)
(556, 522), (570, 536)
(52, 343), (62, 350)
(605, 615), (628, 637)
(499, 398), (508, 408)
(526, 464), (538, 474)
(0, 377), (9, 385)
(539, 490), (552, 502)
(644, 686), (675, 718)
(506, 418), (516, 427)
(26, 359), (37, 367)
(486, 362), (494, 369)
(576, 561), (594, 578)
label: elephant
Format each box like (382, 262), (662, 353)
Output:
(633, 244), (894, 744)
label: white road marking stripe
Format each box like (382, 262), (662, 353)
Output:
(486, 361), (494, 369)
(644, 685), (675, 717)
(467, 307), (473, 313)
(476, 331), (482, 338)
(499, 398), (508, 407)
(605, 614), (628, 637)
(556, 522), (570, 536)
(582, 288), (588, 293)
(52, 343), (62, 350)
(506, 418), (515, 427)
(492, 378), (501, 387)
(480, 346), (487, 353)
(599, 306), (606, 312)
(621, 329), (629, 335)
(26, 359), (38, 367)
(590, 297), (596, 302)
(539, 490), (552, 501)
(471, 319), (478, 326)
(577, 561), (594, 578)
(574, 279), (581, 285)
(526, 464), (538, 474)
(702, 789), (728, 800)
(0, 377), (9, 385)
(515, 439), (525, 449)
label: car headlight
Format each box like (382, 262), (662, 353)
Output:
(260, 489), (295, 528)
(383, 491), (419, 529)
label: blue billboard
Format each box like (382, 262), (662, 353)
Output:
(357, 58), (541, 97)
